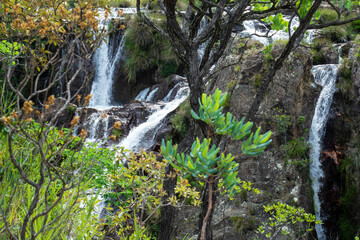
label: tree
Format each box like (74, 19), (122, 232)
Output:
(135, 0), (360, 119)
(0, 1), (115, 239)
(135, 0), (360, 239)
(161, 89), (272, 240)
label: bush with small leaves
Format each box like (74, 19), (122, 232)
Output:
(257, 202), (321, 240)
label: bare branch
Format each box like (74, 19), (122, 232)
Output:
(308, 15), (360, 29)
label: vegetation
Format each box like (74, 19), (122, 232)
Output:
(339, 136), (360, 240)
(1, 0), (360, 239)
(272, 107), (292, 143)
(170, 98), (191, 142)
(124, 16), (179, 82)
(286, 137), (308, 159)
(337, 58), (355, 101)
(101, 150), (200, 238)
(257, 202), (321, 239)
(0, 114), (111, 239)
(161, 89), (272, 240)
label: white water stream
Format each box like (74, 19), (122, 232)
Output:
(309, 64), (339, 240)
(118, 85), (189, 152)
(239, 16), (315, 45)
(89, 35), (124, 108)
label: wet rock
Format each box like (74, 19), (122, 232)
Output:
(152, 75), (187, 102)
(319, 46), (339, 64)
(232, 24), (245, 33)
(76, 101), (153, 140)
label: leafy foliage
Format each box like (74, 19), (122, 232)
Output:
(161, 89), (271, 240)
(0, 121), (109, 239)
(100, 150), (200, 238)
(257, 202), (321, 239)
(162, 89), (271, 196)
(124, 16), (178, 82)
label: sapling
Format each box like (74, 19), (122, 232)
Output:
(161, 88), (272, 240)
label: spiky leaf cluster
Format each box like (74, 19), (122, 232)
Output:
(161, 89), (272, 196)
(191, 88), (272, 156)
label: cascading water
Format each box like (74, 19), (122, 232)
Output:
(77, 8), (126, 141)
(239, 16), (315, 45)
(118, 85), (189, 152)
(89, 34), (124, 108)
(83, 111), (110, 141)
(135, 87), (151, 101)
(145, 87), (159, 102)
(309, 64), (339, 240)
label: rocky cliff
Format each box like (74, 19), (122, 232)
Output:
(172, 39), (321, 239)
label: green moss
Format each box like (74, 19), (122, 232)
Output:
(350, 19), (360, 33)
(339, 187), (360, 240)
(239, 189), (248, 201)
(339, 134), (360, 240)
(112, 129), (123, 137)
(160, 61), (178, 77)
(65, 105), (76, 113)
(311, 49), (327, 65)
(253, 73), (262, 89)
(226, 80), (237, 92)
(320, 26), (348, 43)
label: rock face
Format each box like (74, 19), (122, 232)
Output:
(172, 41), (320, 239)
(75, 101), (153, 142)
(321, 39), (360, 239)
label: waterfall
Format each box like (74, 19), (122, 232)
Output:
(135, 87), (150, 101)
(118, 85), (189, 152)
(239, 16), (315, 45)
(134, 87), (160, 102)
(145, 87), (159, 102)
(89, 36), (124, 108)
(83, 111), (110, 141)
(309, 64), (339, 240)
(163, 82), (181, 102)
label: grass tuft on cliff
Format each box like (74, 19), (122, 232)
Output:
(123, 16), (179, 82)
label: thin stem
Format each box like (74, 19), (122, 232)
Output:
(200, 175), (214, 240)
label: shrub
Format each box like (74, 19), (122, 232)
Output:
(124, 16), (178, 82)
(257, 202), (321, 239)
(311, 48), (327, 65)
(102, 150), (201, 238)
(337, 58), (354, 100)
(162, 89), (272, 240)
(317, 8), (338, 24)
(320, 26), (348, 43)
(286, 137), (308, 159)
(0, 121), (113, 239)
(160, 61), (179, 77)
(171, 99), (191, 141)
(350, 19), (360, 33)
